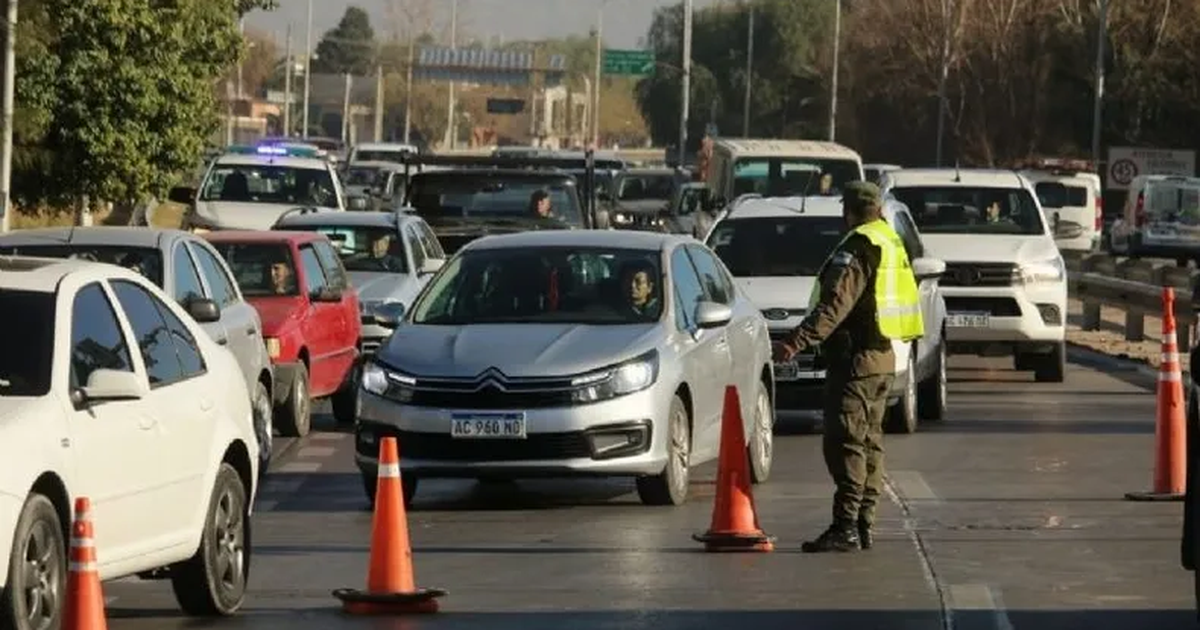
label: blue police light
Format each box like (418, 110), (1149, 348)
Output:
(256, 145), (288, 156)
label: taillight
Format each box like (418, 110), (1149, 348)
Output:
(1135, 192), (1146, 227)
(1095, 194), (1103, 230)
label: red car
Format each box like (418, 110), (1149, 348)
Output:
(204, 230), (362, 436)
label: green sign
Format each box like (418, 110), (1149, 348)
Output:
(602, 49), (655, 77)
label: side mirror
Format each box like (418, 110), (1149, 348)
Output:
(910, 257), (947, 280)
(311, 287), (343, 303)
(347, 196), (369, 211)
(419, 258), (444, 275)
(168, 186), (196, 205)
(185, 297), (221, 323)
(694, 301), (733, 329)
(75, 369), (146, 405)
(372, 302), (407, 329)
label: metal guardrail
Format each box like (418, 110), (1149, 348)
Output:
(1065, 251), (1200, 351)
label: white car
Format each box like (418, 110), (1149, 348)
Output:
(705, 196), (948, 433)
(1019, 159), (1102, 253)
(1108, 174), (1200, 265)
(0, 256), (260, 627)
(168, 144), (349, 231)
(882, 168), (1067, 382)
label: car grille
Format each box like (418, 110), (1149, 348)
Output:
(408, 384), (574, 409)
(944, 296), (1021, 317)
(941, 262), (1018, 287)
(360, 427), (593, 461)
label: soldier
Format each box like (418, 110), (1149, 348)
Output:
(772, 181), (924, 553)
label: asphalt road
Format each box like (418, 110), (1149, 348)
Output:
(98, 353), (1194, 630)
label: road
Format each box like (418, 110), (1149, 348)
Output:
(97, 353), (1194, 630)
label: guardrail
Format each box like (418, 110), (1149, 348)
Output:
(1065, 251), (1200, 350)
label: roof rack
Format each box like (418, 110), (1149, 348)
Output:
(271, 206), (325, 228)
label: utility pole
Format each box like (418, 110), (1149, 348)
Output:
(828, 0), (840, 142)
(404, 37), (414, 144)
(1091, 0), (1109, 174)
(283, 24), (292, 137)
(341, 73), (353, 144)
(444, 0), (458, 150)
(0, 0), (17, 234)
(302, 0), (313, 139)
(374, 65), (384, 142)
(934, 0), (953, 166)
(678, 0), (692, 167)
(742, 6), (754, 137)
(236, 17), (245, 99)
(592, 4), (604, 147)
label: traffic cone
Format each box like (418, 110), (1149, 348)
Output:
(62, 497), (107, 630)
(332, 437), (446, 614)
(1126, 286), (1187, 501)
(692, 385), (775, 552)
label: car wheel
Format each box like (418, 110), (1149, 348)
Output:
(1, 494), (66, 630)
(636, 394), (691, 506)
(275, 363), (311, 438)
(917, 341), (948, 421)
(331, 360), (360, 425)
(1034, 343), (1066, 383)
(252, 382), (273, 478)
(361, 472), (418, 509)
(748, 380), (774, 484)
(170, 463), (248, 616)
(885, 351), (918, 434)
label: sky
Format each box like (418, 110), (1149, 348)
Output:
(245, 0), (723, 50)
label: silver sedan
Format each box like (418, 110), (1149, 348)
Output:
(355, 230), (777, 506)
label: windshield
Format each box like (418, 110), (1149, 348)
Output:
(708, 216), (845, 277)
(208, 242), (300, 297)
(1146, 181), (1200, 216)
(0, 245), (164, 286)
(293, 225), (408, 273)
(411, 247), (664, 325)
(200, 163), (339, 209)
(890, 186), (1047, 235)
(732, 157), (863, 198)
(616, 174), (676, 201)
(353, 150), (409, 163)
(343, 167), (384, 187)
(0, 289), (55, 397)
(1034, 182), (1089, 208)
(408, 176), (584, 227)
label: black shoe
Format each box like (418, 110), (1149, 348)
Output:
(800, 525), (860, 553)
(857, 521), (873, 550)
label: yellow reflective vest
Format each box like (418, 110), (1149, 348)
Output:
(807, 218), (924, 341)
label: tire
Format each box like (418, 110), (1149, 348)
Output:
(274, 363), (311, 438)
(361, 472), (418, 508)
(1, 494), (66, 630)
(917, 341), (948, 421)
(885, 350), (918, 434)
(170, 463), (249, 617)
(252, 382), (273, 479)
(747, 380), (774, 484)
(330, 360), (360, 426)
(636, 394), (691, 506)
(1034, 343), (1066, 383)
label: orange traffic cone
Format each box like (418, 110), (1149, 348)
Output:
(333, 437), (446, 614)
(1126, 286), (1187, 501)
(692, 386), (775, 552)
(62, 497), (107, 630)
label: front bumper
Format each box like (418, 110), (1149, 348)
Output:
(353, 388), (667, 478)
(941, 282), (1066, 348)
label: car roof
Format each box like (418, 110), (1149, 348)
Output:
(712, 138), (861, 160)
(276, 210), (414, 229)
(214, 153), (330, 169)
(0, 255), (146, 293)
(202, 230), (326, 245)
(0, 226), (191, 250)
(886, 168), (1029, 189)
(463, 229), (688, 253)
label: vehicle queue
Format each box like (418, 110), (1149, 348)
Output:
(0, 136), (1074, 628)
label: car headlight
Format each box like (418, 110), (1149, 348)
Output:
(569, 350), (659, 404)
(265, 337), (281, 359)
(614, 212), (633, 224)
(361, 361), (416, 402)
(1019, 257), (1065, 284)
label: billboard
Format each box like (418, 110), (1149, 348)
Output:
(1106, 146), (1196, 190)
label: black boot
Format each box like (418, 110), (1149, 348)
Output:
(857, 520), (873, 550)
(800, 524), (860, 553)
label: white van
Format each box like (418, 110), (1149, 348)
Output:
(1108, 174), (1200, 264)
(705, 139), (865, 207)
(346, 142), (419, 165)
(1018, 158), (1102, 253)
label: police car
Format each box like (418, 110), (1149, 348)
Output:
(704, 195), (948, 433)
(169, 144), (351, 231)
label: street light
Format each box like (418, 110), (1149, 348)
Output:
(0, 0), (16, 234)
(302, 0), (312, 139)
(678, 0), (692, 167)
(1091, 0), (1110, 173)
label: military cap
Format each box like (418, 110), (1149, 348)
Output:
(842, 180), (882, 208)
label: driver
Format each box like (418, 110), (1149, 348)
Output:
(529, 190), (555, 219)
(619, 260), (660, 318)
(270, 260), (295, 294)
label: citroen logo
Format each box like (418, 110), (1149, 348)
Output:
(474, 367), (508, 392)
(762, 308), (790, 321)
(953, 267), (982, 286)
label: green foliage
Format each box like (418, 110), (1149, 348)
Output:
(312, 6), (376, 76)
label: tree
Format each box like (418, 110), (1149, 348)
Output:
(224, 28), (280, 98)
(312, 6), (377, 76)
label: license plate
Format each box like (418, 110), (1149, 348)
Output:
(774, 363), (825, 381)
(450, 412), (527, 439)
(947, 312), (990, 327)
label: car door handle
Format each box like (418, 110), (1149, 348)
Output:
(742, 321), (756, 333)
(216, 336), (228, 346)
(245, 326), (257, 336)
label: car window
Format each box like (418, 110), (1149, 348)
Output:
(405, 225), (427, 270)
(415, 221), (445, 259)
(670, 247), (706, 330)
(289, 224), (408, 274)
(190, 243), (239, 307)
(110, 280), (192, 387)
(707, 216), (844, 278)
(298, 245), (328, 294)
(684, 245), (734, 305)
(0, 245), (164, 287)
(199, 163), (338, 209)
(209, 242), (299, 296)
(70, 282), (135, 391)
(1035, 182), (1089, 208)
(313, 240), (350, 290)
(409, 246), (663, 325)
(0, 289), (55, 397)
(891, 186), (1047, 235)
(113, 280), (205, 380)
(172, 244), (206, 305)
(732, 157), (861, 197)
(892, 211), (924, 260)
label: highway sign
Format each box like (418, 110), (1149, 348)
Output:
(1106, 146), (1196, 190)
(602, 49), (655, 77)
